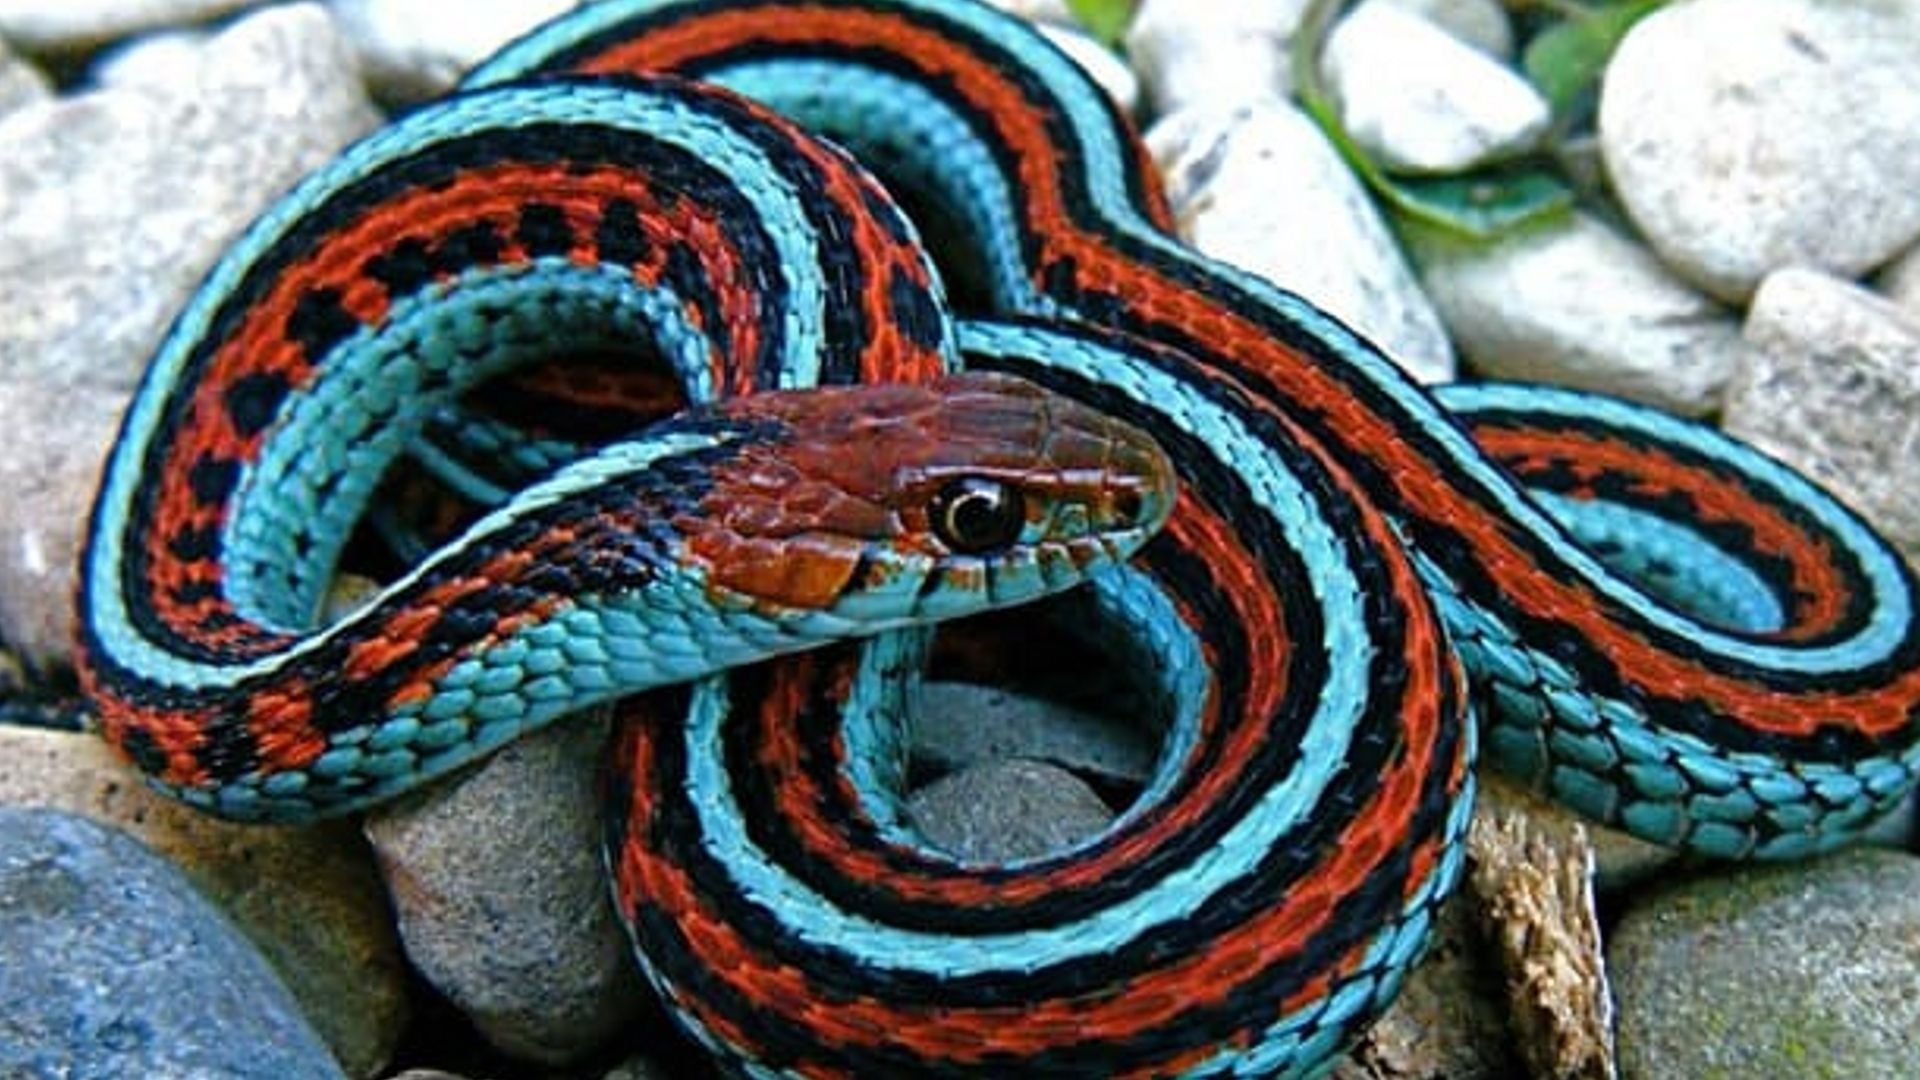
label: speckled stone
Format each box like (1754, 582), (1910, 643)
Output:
(1725, 267), (1920, 563)
(1599, 0), (1920, 301)
(0, 807), (342, 1079)
(0, 725), (408, 1078)
(1408, 212), (1742, 415)
(912, 681), (1157, 788)
(364, 710), (651, 1065)
(907, 757), (1117, 862)
(1610, 848), (1920, 1078)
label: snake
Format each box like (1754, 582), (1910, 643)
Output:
(72, 0), (1920, 1076)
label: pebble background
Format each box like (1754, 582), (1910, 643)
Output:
(0, 1), (1917, 1077)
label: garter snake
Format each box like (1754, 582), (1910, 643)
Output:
(76, 1), (1920, 1075)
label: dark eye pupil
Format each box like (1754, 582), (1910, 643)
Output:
(933, 478), (1023, 553)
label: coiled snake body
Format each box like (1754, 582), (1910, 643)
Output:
(77, 1), (1920, 1075)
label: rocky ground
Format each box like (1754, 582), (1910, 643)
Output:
(1, 1), (1918, 1078)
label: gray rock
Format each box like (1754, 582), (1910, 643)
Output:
(364, 710), (650, 1065)
(0, 3), (379, 671)
(0, 806), (342, 1079)
(0, 0), (250, 51)
(913, 681), (1158, 787)
(1126, 0), (1307, 119)
(0, 725), (408, 1078)
(1599, 0), (1920, 301)
(0, 34), (47, 116)
(1609, 848), (1920, 1078)
(1409, 211), (1743, 415)
(1725, 267), (1920, 563)
(1148, 101), (1457, 383)
(906, 757), (1116, 862)
(1325, 2), (1547, 174)
(332, 0), (577, 102)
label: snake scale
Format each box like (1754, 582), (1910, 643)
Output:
(74, 1), (1920, 1076)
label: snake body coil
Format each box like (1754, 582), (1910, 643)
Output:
(77, 1), (1920, 1076)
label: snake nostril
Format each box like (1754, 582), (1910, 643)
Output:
(1113, 489), (1144, 527)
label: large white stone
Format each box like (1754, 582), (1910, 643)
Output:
(332, 0), (578, 101)
(1325, 1), (1548, 174)
(1725, 267), (1920, 562)
(1126, 0), (1307, 119)
(1149, 102), (1456, 383)
(1599, 0), (1920, 301)
(1408, 212), (1742, 415)
(0, 0), (249, 50)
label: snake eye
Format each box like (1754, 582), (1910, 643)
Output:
(930, 477), (1026, 554)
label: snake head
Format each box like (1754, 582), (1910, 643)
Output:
(678, 371), (1176, 620)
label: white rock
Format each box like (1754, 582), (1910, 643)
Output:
(1325, 2), (1548, 174)
(0, 0), (249, 51)
(1408, 212), (1742, 415)
(1599, 0), (1920, 302)
(332, 0), (578, 102)
(1725, 268), (1920, 561)
(1149, 102), (1456, 383)
(1039, 24), (1139, 115)
(0, 3), (379, 669)
(1375, 0), (1513, 59)
(1126, 0), (1307, 119)
(0, 36), (48, 117)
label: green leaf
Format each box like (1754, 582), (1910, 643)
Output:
(1386, 168), (1576, 237)
(1523, 0), (1667, 120)
(1065, 0), (1136, 46)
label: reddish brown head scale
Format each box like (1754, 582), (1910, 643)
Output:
(676, 372), (1176, 616)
